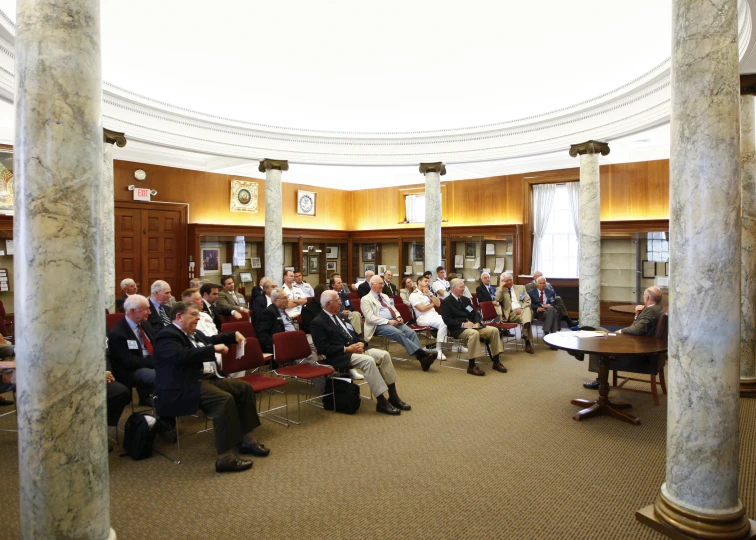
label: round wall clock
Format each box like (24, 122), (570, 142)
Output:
(134, 169), (147, 181)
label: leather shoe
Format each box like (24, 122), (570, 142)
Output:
(524, 343), (534, 354)
(416, 349), (438, 371)
(215, 456), (253, 473)
(583, 379), (600, 390)
(376, 401), (401, 415)
(492, 363), (508, 373)
(467, 366), (485, 376)
(389, 397), (411, 411)
(158, 420), (177, 444)
(238, 442), (270, 457)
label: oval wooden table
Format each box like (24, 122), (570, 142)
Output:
(608, 304), (640, 315)
(543, 332), (668, 425)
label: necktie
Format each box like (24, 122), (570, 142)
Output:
(540, 291), (544, 304)
(507, 288), (512, 301)
(159, 305), (171, 326)
(332, 314), (352, 340)
(138, 324), (153, 355)
(489, 286), (496, 297)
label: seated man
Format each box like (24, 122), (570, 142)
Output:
(331, 275), (363, 334)
(361, 276), (438, 371)
(258, 288), (319, 363)
(189, 278), (203, 289)
(476, 272), (500, 312)
(0, 343), (16, 405)
(217, 275), (251, 314)
(250, 276), (270, 302)
(495, 273), (535, 354)
(431, 266), (450, 298)
(526, 271), (575, 328)
(441, 279), (508, 376)
(382, 270), (399, 297)
(153, 302), (270, 473)
(300, 285), (326, 334)
(251, 281), (276, 330)
(528, 276), (560, 349)
(356, 270), (374, 298)
(147, 280), (173, 334)
(583, 287), (665, 389)
(116, 278), (138, 313)
(282, 270), (308, 317)
(200, 282), (242, 332)
(293, 271), (315, 298)
(311, 290), (410, 415)
(105, 349), (132, 430)
(409, 276), (451, 360)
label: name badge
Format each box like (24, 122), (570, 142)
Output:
(519, 293), (526, 301)
(127, 340), (139, 350)
(346, 323), (354, 331)
(345, 300), (351, 306)
(465, 305), (473, 312)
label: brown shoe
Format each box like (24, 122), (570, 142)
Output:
(467, 366), (485, 376)
(492, 363), (508, 373)
(524, 343), (534, 354)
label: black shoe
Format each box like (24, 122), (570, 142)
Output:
(0, 396), (13, 406)
(158, 419), (177, 444)
(239, 442), (270, 457)
(415, 349), (437, 371)
(215, 456), (253, 473)
(376, 401), (401, 415)
(389, 397), (411, 411)
(583, 379), (600, 390)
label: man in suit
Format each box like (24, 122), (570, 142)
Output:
(495, 273), (535, 354)
(528, 276), (561, 348)
(105, 349), (131, 429)
(361, 276), (438, 371)
(356, 270), (374, 298)
(200, 282), (242, 332)
(257, 288), (320, 362)
(583, 287), (665, 389)
(330, 275), (362, 334)
(476, 271), (501, 317)
(116, 278), (138, 313)
(217, 275), (251, 314)
(147, 280), (173, 334)
(441, 279), (508, 376)
(250, 276), (270, 302)
(153, 301), (269, 473)
(251, 281), (276, 330)
(382, 270), (398, 297)
(525, 271), (575, 328)
(311, 290), (409, 415)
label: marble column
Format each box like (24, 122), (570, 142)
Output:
(420, 162), (445, 272)
(14, 1), (115, 539)
(259, 158), (288, 287)
(103, 129), (126, 315)
(569, 140), (609, 329)
(741, 82), (756, 397)
(636, 0), (754, 537)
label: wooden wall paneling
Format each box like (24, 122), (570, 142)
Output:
(347, 238), (353, 285)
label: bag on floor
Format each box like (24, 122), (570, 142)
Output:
(322, 378), (361, 414)
(121, 413), (157, 460)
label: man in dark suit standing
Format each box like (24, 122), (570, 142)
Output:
(153, 301), (270, 473)
(311, 290), (409, 416)
(200, 282), (242, 332)
(441, 279), (508, 376)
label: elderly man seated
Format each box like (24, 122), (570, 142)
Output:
(356, 270), (374, 298)
(116, 278), (138, 313)
(409, 275), (454, 360)
(251, 280), (276, 329)
(382, 270), (399, 297)
(525, 271), (575, 328)
(441, 279), (508, 376)
(528, 276), (561, 349)
(257, 288), (316, 364)
(495, 273), (535, 354)
(153, 302), (270, 473)
(361, 276), (438, 371)
(330, 275), (363, 334)
(311, 290), (410, 415)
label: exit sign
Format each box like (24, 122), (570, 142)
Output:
(133, 187), (152, 201)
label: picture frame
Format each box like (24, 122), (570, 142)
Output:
(201, 248), (220, 273)
(0, 148), (14, 213)
(465, 242), (476, 258)
(230, 179), (259, 213)
(326, 245), (339, 259)
(239, 272), (253, 283)
(441, 259), (446, 270)
(656, 262), (667, 277)
(364, 263), (375, 273)
(301, 256), (308, 276)
(362, 244), (376, 262)
(412, 242), (424, 262)
(442, 243), (447, 258)
(377, 264), (387, 276)
(309, 255), (319, 274)
(642, 260), (656, 278)
(251, 257), (261, 269)
(665, 261), (670, 276)
(326, 261), (336, 271)
(297, 190), (317, 216)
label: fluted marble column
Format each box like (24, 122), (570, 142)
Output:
(636, 0), (754, 537)
(14, 1), (115, 539)
(259, 158), (288, 287)
(420, 162), (445, 272)
(569, 140), (609, 329)
(741, 82), (756, 397)
(103, 129), (126, 315)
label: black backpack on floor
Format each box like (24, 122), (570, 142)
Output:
(121, 413), (157, 460)
(322, 378), (361, 414)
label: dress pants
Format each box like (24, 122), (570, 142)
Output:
(199, 377), (261, 454)
(373, 323), (422, 355)
(457, 327), (503, 360)
(554, 296), (570, 322)
(504, 309), (533, 339)
(535, 306), (560, 334)
(348, 348), (397, 397)
(132, 367), (156, 403)
(106, 380), (132, 426)
(416, 311), (448, 347)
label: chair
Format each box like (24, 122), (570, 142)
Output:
(478, 301), (520, 351)
(395, 303), (431, 346)
(611, 312), (669, 405)
(106, 313), (126, 331)
(220, 311), (250, 324)
(391, 295), (404, 305)
(272, 331), (335, 424)
(221, 321), (256, 338)
(222, 337), (288, 426)
(151, 395), (213, 465)
(471, 293), (479, 313)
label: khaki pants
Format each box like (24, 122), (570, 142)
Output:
(349, 348), (397, 397)
(457, 326), (503, 360)
(504, 308), (533, 339)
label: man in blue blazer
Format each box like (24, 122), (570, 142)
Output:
(528, 276), (561, 347)
(153, 301), (270, 473)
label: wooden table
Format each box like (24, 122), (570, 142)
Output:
(543, 332), (668, 425)
(608, 304), (639, 314)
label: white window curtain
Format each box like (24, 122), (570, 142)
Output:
(567, 182), (580, 260)
(531, 184), (557, 274)
(233, 236), (246, 267)
(405, 194), (426, 223)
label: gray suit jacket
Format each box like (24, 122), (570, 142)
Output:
(622, 304), (664, 336)
(217, 290), (245, 311)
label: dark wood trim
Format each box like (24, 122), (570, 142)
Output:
(0, 215), (13, 231)
(601, 220), (669, 234)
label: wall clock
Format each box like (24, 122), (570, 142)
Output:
(134, 169), (147, 181)
(297, 190), (316, 216)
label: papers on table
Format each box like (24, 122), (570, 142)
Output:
(493, 257), (505, 274)
(574, 330), (610, 338)
(454, 254), (464, 268)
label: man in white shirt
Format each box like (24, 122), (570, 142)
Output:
(431, 266), (450, 298)
(409, 276), (454, 360)
(282, 269), (307, 317)
(293, 272), (315, 298)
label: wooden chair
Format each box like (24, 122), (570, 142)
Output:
(611, 312), (669, 405)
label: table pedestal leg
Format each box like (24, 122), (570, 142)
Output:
(571, 355), (640, 425)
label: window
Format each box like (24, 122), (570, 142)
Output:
(646, 232), (669, 262)
(233, 236), (246, 267)
(539, 184), (578, 277)
(405, 194), (426, 223)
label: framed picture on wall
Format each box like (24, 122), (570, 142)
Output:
(362, 244), (376, 262)
(441, 259), (446, 270)
(365, 263), (376, 273)
(326, 261), (336, 271)
(665, 261), (670, 276)
(326, 246), (339, 259)
(302, 256), (308, 276)
(202, 248), (220, 273)
(642, 260), (656, 278)
(465, 242), (476, 258)
(377, 264), (387, 276)
(309, 255), (319, 274)
(251, 257), (261, 269)
(442, 243), (447, 258)
(412, 243), (424, 262)
(297, 190), (316, 216)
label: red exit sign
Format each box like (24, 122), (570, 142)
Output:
(133, 187), (151, 201)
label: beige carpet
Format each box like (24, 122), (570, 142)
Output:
(1, 334), (754, 539)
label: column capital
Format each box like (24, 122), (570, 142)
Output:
(103, 128), (126, 147)
(258, 158), (289, 173)
(419, 162), (446, 176)
(741, 74), (756, 95)
(569, 140), (610, 157)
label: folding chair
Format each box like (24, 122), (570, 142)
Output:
(151, 394), (213, 465)
(220, 311), (250, 324)
(391, 295), (405, 305)
(479, 301), (520, 351)
(221, 321), (256, 338)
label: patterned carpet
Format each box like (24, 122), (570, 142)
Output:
(1, 333), (754, 539)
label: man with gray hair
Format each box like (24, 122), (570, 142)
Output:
(116, 278), (138, 313)
(147, 280), (173, 334)
(361, 276), (438, 371)
(311, 290), (410, 415)
(356, 270), (374, 298)
(525, 270), (575, 328)
(251, 280), (276, 330)
(189, 278), (203, 289)
(495, 273), (535, 354)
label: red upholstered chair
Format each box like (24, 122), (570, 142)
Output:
(479, 301), (520, 351)
(222, 337), (288, 426)
(272, 331), (334, 424)
(221, 321), (256, 338)
(106, 313), (126, 331)
(391, 295), (404, 305)
(471, 293), (479, 313)
(348, 291), (359, 301)
(220, 311), (250, 324)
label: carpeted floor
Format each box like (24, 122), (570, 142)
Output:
(1, 333), (755, 539)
